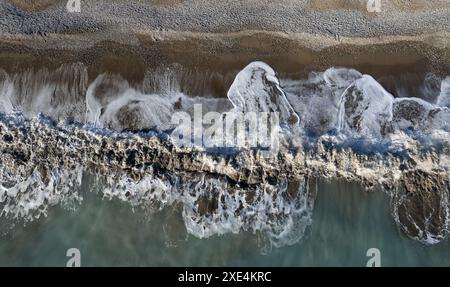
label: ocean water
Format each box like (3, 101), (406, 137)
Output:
(0, 176), (449, 267)
(0, 62), (449, 266)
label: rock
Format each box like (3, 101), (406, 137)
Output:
(391, 98), (450, 132)
(86, 74), (175, 131)
(338, 75), (394, 137)
(392, 170), (449, 244)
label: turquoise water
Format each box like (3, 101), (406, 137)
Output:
(0, 178), (449, 267)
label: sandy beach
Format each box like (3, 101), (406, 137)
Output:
(0, 1), (450, 267)
(0, 0), (449, 78)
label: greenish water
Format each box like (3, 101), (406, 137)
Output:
(0, 180), (449, 267)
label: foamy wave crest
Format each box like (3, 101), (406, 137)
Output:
(101, 170), (316, 248)
(391, 98), (450, 133)
(0, 155), (316, 249)
(228, 61), (299, 129)
(86, 73), (232, 132)
(0, 163), (83, 222)
(1, 62), (449, 140)
(337, 75), (394, 137)
(283, 67), (362, 136)
(85, 73), (176, 131)
(437, 76), (450, 108)
(0, 64), (88, 121)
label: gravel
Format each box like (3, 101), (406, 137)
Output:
(0, 0), (449, 37)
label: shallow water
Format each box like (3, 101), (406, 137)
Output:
(0, 177), (449, 267)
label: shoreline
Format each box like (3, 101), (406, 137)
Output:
(1, 0), (450, 264)
(0, 30), (449, 81)
(1, 0), (448, 79)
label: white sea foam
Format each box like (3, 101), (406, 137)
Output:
(0, 163), (314, 249)
(85, 73), (176, 131)
(391, 97), (450, 132)
(283, 67), (362, 135)
(337, 75), (394, 137)
(2, 61), (448, 140)
(227, 61), (299, 129)
(323, 67), (363, 89)
(0, 61), (449, 247)
(437, 76), (450, 108)
(0, 69), (14, 113)
(0, 64), (88, 122)
(101, 170), (316, 249)
(86, 72), (232, 133)
(0, 165), (83, 222)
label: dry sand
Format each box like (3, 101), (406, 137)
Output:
(2, 0), (449, 36)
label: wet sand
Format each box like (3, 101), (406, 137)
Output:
(0, 30), (448, 83)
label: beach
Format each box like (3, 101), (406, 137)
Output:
(0, 0), (449, 267)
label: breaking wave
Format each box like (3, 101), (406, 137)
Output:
(0, 61), (449, 248)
